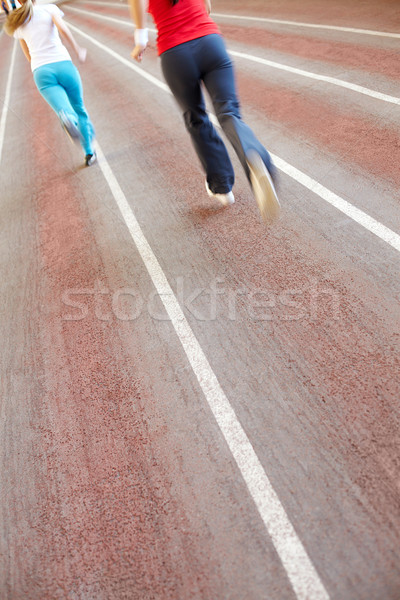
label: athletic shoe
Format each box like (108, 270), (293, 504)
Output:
(85, 152), (97, 166)
(59, 110), (80, 144)
(205, 180), (235, 206)
(246, 150), (280, 223)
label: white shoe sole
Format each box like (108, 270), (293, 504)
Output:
(60, 111), (80, 144)
(247, 151), (280, 223)
(205, 181), (235, 206)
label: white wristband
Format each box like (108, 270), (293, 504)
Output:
(134, 28), (148, 46)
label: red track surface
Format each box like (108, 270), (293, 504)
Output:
(1, 1), (400, 599)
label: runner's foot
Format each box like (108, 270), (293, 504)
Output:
(246, 150), (280, 223)
(205, 180), (235, 206)
(85, 152), (97, 166)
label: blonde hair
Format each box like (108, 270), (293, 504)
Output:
(5, 0), (34, 36)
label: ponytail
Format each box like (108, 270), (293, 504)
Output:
(171, 0), (179, 5)
(4, 0), (33, 36)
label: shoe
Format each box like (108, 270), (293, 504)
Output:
(205, 180), (235, 206)
(59, 110), (80, 143)
(246, 150), (280, 223)
(85, 152), (97, 166)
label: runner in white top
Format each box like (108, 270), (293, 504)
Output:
(5, 0), (96, 166)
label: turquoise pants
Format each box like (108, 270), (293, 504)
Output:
(33, 60), (94, 155)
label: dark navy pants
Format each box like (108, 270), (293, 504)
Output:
(161, 34), (274, 194)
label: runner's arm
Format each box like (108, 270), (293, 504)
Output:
(52, 14), (87, 62)
(129, 0), (149, 62)
(204, 0), (211, 14)
(19, 39), (31, 62)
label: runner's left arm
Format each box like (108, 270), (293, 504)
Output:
(52, 14), (87, 62)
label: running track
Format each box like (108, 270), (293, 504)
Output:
(1, 1), (400, 598)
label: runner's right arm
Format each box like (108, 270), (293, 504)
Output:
(203, 0), (211, 14)
(129, 0), (149, 62)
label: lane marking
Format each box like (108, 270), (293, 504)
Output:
(69, 20), (169, 92)
(93, 138), (330, 600)
(67, 4), (137, 27)
(74, 0), (127, 4)
(66, 6), (400, 106)
(229, 49), (400, 106)
(212, 13), (400, 40)
(0, 41), (16, 169)
(67, 21), (400, 253)
(72, 0), (400, 39)
(272, 156), (400, 252)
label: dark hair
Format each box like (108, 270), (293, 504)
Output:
(171, 0), (179, 5)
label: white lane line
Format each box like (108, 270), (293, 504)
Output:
(72, 0), (400, 39)
(0, 41), (16, 169)
(68, 22), (400, 254)
(74, 0), (125, 4)
(212, 13), (400, 40)
(229, 49), (400, 106)
(66, 6), (400, 106)
(67, 4), (136, 27)
(93, 138), (330, 600)
(272, 156), (400, 252)
(69, 21), (169, 92)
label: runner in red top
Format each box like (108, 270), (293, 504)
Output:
(148, 0), (219, 55)
(129, 0), (280, 221)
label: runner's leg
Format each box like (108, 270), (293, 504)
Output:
(57, 61), (95, 156)
(161, 40), (234, 195)
(200, 34), (276, 182)
(33, 62), (78, 133)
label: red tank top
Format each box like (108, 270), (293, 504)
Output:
(148, 0), (220, 55)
